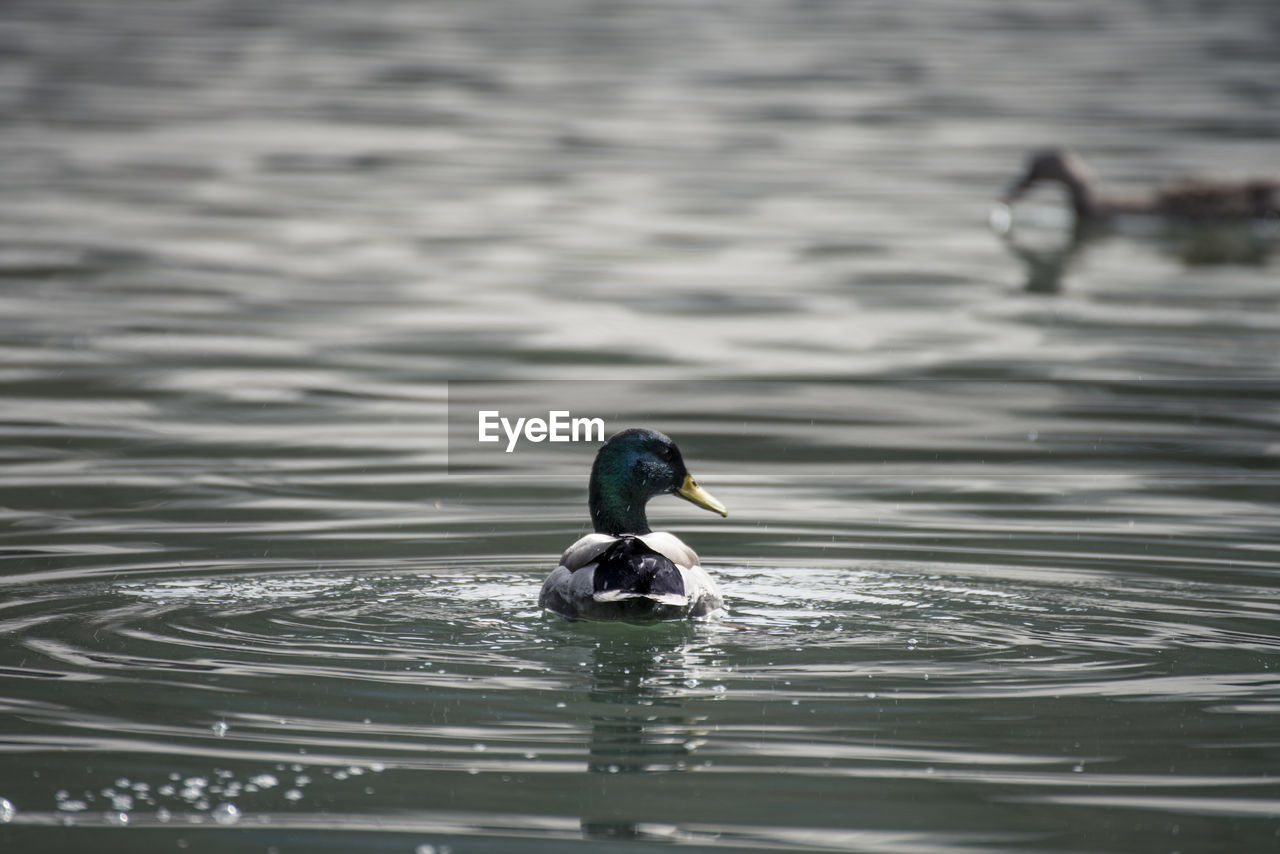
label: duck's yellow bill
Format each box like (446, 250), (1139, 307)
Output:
(676, 473), (728, 517)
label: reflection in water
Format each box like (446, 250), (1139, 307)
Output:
(995, 220), (1094, 295)
(579, 627), (710, 842)
(1158, 220), (1280, 267)
(995, 205), (1279, 293)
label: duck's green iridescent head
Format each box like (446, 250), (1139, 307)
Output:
(588, 428), (728, 536)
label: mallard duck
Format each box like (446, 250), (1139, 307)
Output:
(539, 428), (728, 622)
(1001, 148), (1279, 224)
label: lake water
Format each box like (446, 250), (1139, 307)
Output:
(1, 1), (1279, 852)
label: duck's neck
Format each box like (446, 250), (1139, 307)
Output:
(589, 467), (652, 536)
(589, 484), (651, 536)
(1058, 170), (1101, 220)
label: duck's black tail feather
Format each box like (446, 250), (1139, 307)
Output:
(592, 537), (685, 597)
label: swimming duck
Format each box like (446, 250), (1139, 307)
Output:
(539, 427), (728, 622)
(1001, 148), (1279, 224)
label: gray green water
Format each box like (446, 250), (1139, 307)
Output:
(2, 1), (1279, 852)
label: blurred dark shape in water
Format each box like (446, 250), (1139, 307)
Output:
(1001, 148), (1280, 222)
(993, 200), (1280, 293)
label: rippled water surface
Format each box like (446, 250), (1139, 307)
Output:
(2, 1), (1279, 852)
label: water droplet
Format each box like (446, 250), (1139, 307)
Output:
(294, 774), (311, 787)
(211, 803), (240, 826)
(156, 807), (172, 823)
(472, 744), (486, 753)
(1072, 763), (1084, 773)
(283, 789), (303, 802)
(106, 810), (129, 826)
(0, 797), (15, 823)
(332, 770), (348, 781)
(249, 774), (278, 789)
(369, 763), (385, 773)
(211, 722), (228, 737)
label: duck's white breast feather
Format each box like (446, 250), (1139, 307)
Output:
(558, 530), (701, 572)
(558, 533), (619, 571)
(636, 531), (700, 569)
(544, 530), (722, 620)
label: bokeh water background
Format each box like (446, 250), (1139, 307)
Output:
(1, 1), (1279, 851)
